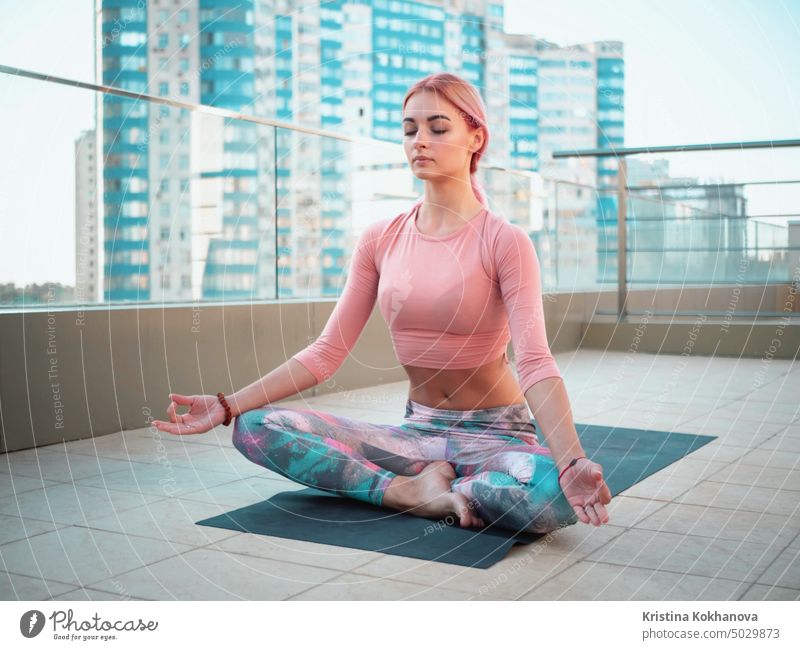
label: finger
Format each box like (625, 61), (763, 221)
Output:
(574, 504), (590, 524)
(153, 420), (179, 435)
(169, 393), (193, 405)
(593, 502), (610, 524)
(167, 401), (177, 423)
(584, 504), (600, 526)
(601, 482), (613, 504)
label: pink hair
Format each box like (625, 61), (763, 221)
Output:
(402, 72), (490, 208)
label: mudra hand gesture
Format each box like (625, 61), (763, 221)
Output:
(559, 457), (612, 526)
(151, 393), (227, 435)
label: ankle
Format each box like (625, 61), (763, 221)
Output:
(383, 475), (416, 511)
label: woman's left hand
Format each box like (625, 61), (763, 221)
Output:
(558, 457), (612, 526)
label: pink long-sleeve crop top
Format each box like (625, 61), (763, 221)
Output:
(290, 200), (562, 395)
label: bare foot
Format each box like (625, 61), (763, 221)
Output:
(385, 461), (486, 529)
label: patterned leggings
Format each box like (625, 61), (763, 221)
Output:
(231, 398), (578, 534)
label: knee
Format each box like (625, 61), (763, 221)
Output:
(231, 406), (284, 451)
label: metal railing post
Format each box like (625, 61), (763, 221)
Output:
(617, 156), (628, 319)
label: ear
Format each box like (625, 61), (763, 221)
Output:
(470, 128), (485, 153)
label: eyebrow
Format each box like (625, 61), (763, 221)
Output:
(402, 114), (452, 124)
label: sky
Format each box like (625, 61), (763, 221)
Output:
(0, 0), (799, 287)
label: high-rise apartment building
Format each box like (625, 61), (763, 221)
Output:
(95, 0), (625, 302)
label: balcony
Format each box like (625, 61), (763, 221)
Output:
(1, 65), (799, 601)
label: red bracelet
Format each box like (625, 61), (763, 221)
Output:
(217, 392), (232, 426)
(558, 456), (587, 483)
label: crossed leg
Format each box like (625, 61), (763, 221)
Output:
(231, 405), (578, 533)
(232, 405), (443, 506)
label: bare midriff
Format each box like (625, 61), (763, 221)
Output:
(404, 352), (526, 411)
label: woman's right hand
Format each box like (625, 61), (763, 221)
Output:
(151, 393), (228, 435)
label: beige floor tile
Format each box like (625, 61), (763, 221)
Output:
(675, 481), (800, 517)
(640, 457), (729, 482)
(753, 545), (800, 590)
(756, 429), (800, 454)
(679, 440), (749, 463)
(583, 527), (782, 583)
(735, 448), (800, 470)
(0, 473), (59, 497)
(210, 533), (384, 572)
(520, 560), (748, 600)
(740, 583), (800, 600)
(48, 586), (149, 601)
(179, 474), (303, 508)
(80, 497), (244, 547)
(86, 547), (342, 600)
(674, 417), (784, 446)
(299, 390), (409, 413)
(0, 482), (168, 526)
(706, 463), (800, 491)
(288, 571), (473, 600)
(349, 523), (626, 599)
(0, 525), (193, 586)
(717, 400), (800, 426)
(0, 571), (80, 600)
(634, 502), (800, 547)
(619, 473), (702, 502)
(604, 495), (668, 528)
(72, 462), (241, 499)
(0, 445), (148, 483)
(0, 514), (68, 546)
(162, 444), (276, 477)
(581, 409), (712, 431)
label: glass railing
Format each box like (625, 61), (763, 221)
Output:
(3, 64), (797, 318)
(0, 65), (544, 310)
(551, 142), (800, 317)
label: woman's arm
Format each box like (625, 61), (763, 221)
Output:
(225, 357), (318, 418)
(524, 376), (585, 472)
(227, 219), (385, 416)
(494, 222), (580, 473)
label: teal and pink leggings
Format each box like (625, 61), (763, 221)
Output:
(231, 398), (578, 534)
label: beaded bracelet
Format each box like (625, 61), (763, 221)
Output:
(557, 456), (587, 484)
(217, 392), (232, 426)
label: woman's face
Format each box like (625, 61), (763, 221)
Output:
(402, 89), (484, 183)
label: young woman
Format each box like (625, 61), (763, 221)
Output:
(152, 72), (612, 533)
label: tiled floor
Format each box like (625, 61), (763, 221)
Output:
(1, 350), (798, 600)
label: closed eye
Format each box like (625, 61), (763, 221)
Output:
(404, 129), (447, 136)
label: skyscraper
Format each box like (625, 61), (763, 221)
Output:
(96, 0), (625, 302)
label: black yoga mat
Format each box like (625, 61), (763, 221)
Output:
(197, 423), (716, 569)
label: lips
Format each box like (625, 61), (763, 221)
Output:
(414, 157), (432, 162)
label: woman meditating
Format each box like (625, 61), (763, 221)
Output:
(152, 72), (612, 533)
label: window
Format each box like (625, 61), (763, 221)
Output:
(159, 81), (169, 96)
(160, 179), (169, 193)
(158, 33), (168, 49)
(179, 154), (189, 170)
(180, 82), (189, 96)
(178, 9), (189, 24)
(180, 33), (190, 48)
(159, 129), (169, 144)
(179, 58), (189, 72)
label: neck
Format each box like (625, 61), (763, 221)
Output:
(420, 177), (484, 225)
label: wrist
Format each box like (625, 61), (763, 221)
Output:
(557, 456), (588, 483)
(216, 392), (233, 426)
